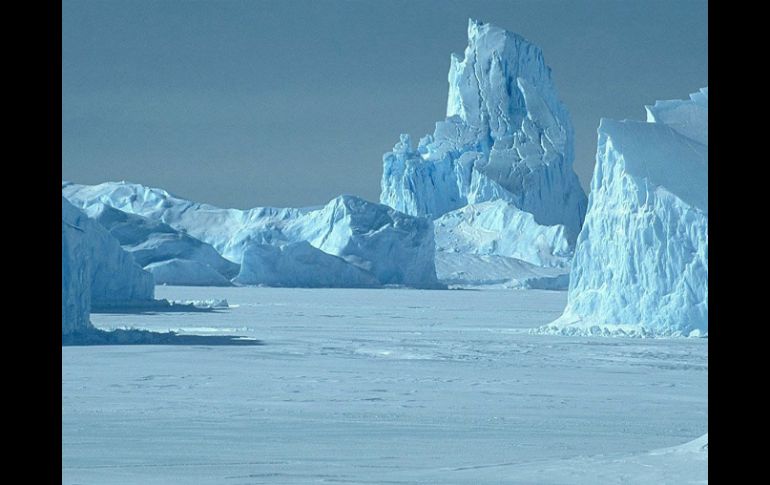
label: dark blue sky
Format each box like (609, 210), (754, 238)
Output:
(63, 0), (708, 209)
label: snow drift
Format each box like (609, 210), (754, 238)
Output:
(63, 183), (441, 289)
(542, 88), (708, 337)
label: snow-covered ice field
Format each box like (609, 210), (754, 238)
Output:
(63, 287), (707, 484)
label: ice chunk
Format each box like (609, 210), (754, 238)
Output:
(168, 298), (229, 309)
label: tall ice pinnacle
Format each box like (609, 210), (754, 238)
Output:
(380, 19), (587, 242)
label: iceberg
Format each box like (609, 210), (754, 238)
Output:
(234, 241), (380, 287)
(83, 203), (239, 286)
(542, 89), (708, 337)
(380, 19), (587, 242)
(63, 183), (441, 289)
(434, 199), (571, 269)
(62, 198), (154, 334)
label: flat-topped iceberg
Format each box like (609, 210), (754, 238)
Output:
(542, 88), (708, 337)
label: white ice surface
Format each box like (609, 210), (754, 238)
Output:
(63, 286), (707, 484)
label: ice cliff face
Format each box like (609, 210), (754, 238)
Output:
(62, 198), (155, 334)
(63, 182), (441, 289)
(543, 89), (708, 337)
(83, 203), (239, 286)
(62, 199), (94, 334)
(380, 19), (587, 242)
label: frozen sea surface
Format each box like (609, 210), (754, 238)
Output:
(63, 287), (707, 484)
